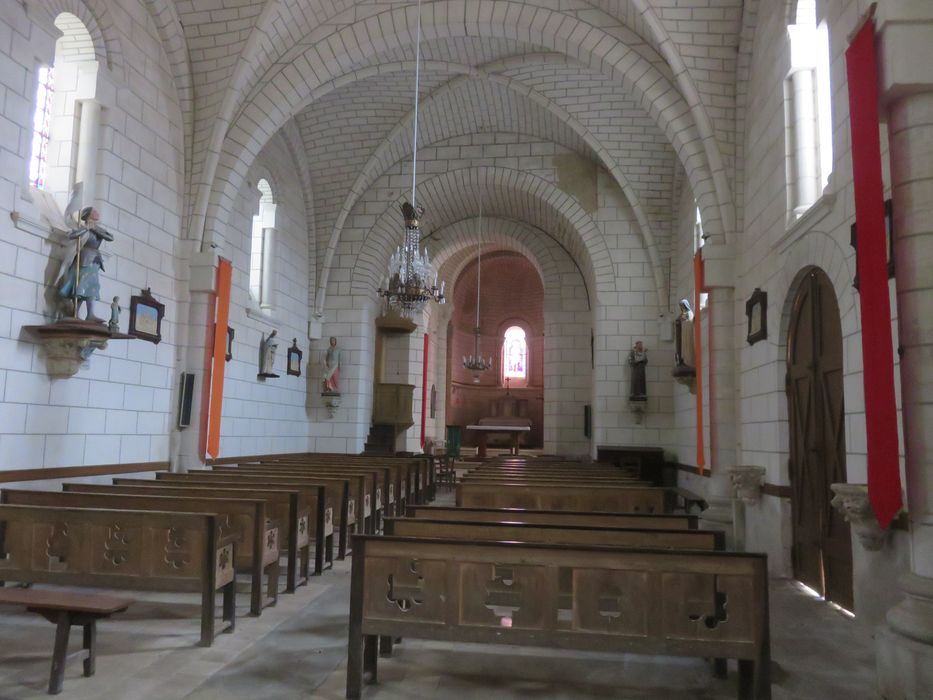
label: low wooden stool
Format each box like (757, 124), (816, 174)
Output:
(0, 587), (132, 694)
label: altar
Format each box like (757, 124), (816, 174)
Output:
(466, 424), (531, 458)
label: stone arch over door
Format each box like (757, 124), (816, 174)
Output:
(785, 266), (853, 611)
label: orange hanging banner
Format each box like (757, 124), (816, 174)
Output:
(206, 258), (232, 459)
(693, 252), (706, 473)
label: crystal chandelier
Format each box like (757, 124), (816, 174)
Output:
(463, 206), (493, 377)
(377, 0), (444, 319)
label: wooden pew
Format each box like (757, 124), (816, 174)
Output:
(0, 505), (236, 647)
(346, 536), (771, 699)
(260, 453), (433, 504)
(259, 455), (429, 506)
(216, 465), (379, 534)
(457, 481), (674, 513)
(154, 473), (355, 559)
(384, 517), (723, 550)
(249, 460), (403, 520)
(406, 505), (698, 530)
(2, 489), (278, 616)
(104, 480), (325, 588)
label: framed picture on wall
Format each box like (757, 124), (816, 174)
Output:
(129, 288), (164, 344)
(287, 339), (302, 377)
(745, 288), (767, 345)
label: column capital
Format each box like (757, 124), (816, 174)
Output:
(875, 3), (933, 103)
(701, 244), (736, 289)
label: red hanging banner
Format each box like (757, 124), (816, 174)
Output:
(693, 252), (706, 473)
(845, 17), (902, 528)
(206, 258), (232, 460)
(420, 333), (429, 450)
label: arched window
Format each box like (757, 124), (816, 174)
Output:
(785, 0), (833, 220)
(29, 13), (99, 197)
(502, 326), (527, 385)
(250, 179), (276, 308)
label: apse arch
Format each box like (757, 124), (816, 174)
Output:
(345, 167), (617, 313)
(197, 2), (726, 264)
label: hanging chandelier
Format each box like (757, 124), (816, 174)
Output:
(463, 205), (493, 377)
(377, 0), (444, 319)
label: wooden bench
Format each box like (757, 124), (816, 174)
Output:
(0, 504), (235, 647)
(0, 587), (132, 694)
(3, 489), (279, 616)
(346, 536), (771, 699)
(456, 481), (675, 513)
(406, 505), (698, 530)
(105, 480), (326, 587)
(217, 465), (379, 534)
(254, 459), (410, 516)
(384, 517), (721, 549)
(155, 472), (355, 559)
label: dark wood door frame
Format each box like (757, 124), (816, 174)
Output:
(786, 268), (854, 611)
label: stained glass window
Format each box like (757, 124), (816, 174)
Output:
(503, 326), (527, 380)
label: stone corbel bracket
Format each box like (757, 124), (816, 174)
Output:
(628, 398), (646, 424)
(24, 320), (133, 377)
(322, 392), (341, 419)
(729, 466), (766, 504)
(830, 483), (888, 551)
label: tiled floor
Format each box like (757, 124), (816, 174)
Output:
(0, 495), (881, 700)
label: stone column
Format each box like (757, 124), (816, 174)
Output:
(875, 6), (933, 698)
(172, 250), (219, 471)
(260, 226), (275, 310)
(693, 244), (739, 544)
(73, 98), (101, 205)
(786, 67), (821, 217)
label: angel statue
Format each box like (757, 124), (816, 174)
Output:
(56, 206), (113, 322)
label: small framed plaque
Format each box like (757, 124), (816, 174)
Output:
(745, 288), (767, 345)
(287, 338), (302, 377)
(129, 288), (164, 344)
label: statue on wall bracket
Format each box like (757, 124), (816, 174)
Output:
(22, 188), (133, 377)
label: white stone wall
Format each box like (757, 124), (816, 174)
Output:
(211, 132), (312, 458)
(0, 1), (184, 470)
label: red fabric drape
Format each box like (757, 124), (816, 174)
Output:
(206, 258), (232, 459)
(421, 333), (429, 450)
(694, 253), (705, 473)
(845, 19), (902, 528)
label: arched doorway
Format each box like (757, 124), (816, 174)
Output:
(786, 268), (853, 610)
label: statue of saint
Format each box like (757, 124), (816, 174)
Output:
(322, 336), (341, 394)
(628, 340), (648, 400)
(259, 330), (278, 377)
(108, 296), (120, 333)
(58, 207), (113, 321)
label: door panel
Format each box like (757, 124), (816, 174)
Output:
(786, 269), (853, 610)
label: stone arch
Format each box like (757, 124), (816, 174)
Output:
(199, 2), (725, 264)
(42, 0), (124, 76)
(345, 167), (618, 312)
(320, 62), (667, 310)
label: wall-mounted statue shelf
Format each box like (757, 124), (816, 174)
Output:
(24, 319), (134, 377)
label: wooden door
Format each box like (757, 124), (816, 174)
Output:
(786, 269), (853, 610)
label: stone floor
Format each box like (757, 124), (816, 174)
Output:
(0, 494), (881, 700)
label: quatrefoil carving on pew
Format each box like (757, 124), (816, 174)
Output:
(163, 527), (190, 569)
(597, 585), (624, 621)
(45, 521), (70, 565)
(386, 559), (424, 612)
(104, 524), (131, 566)
(485, 565), (524, 621)
(686, 579), (729, 630)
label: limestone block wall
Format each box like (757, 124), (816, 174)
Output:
(210, 133), (312, 458)
(0, 1), (184, 470)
